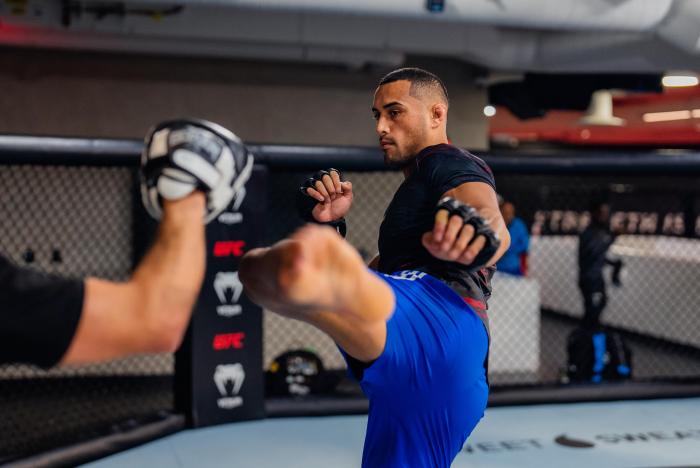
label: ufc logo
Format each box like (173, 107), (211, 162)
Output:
(213, 332), (246, 350)
(213, 241), (246, 257)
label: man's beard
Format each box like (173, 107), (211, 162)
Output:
(383, 154), (413, 169)
(383, 147), (417, 169)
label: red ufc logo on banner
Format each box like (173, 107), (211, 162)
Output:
(213, 241), (246, 257)
(213, 332), (246, 350)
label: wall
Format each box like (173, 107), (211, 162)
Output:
(0, 49), (488, 149)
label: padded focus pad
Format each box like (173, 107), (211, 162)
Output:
(140, 118), (254, 223)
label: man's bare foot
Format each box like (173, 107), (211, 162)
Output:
(240, 224), (393, 322)
(239, 225), (359, 314)
(273, 225), (365, 311)
(240, 224), (395, 361)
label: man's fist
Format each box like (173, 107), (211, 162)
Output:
(297, 169), (353, 223)
(140, 119), (253, 223)
(422, 197), (500, 271)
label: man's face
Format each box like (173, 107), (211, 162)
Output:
(372, 80), (431, 168)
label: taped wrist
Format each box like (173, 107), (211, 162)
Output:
(326, 218), (347, 238)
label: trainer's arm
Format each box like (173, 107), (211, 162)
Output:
(442, 182), (510, 266)
(61, 193), (206, 364)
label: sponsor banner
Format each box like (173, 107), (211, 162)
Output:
(462, 429), (700, 455)
(454, 398), (700, 467)
(175, 165), (266, 427)
(498, 174), (700, 238)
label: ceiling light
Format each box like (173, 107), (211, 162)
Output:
(642, 110), (692, 123)
(662, 75), (699, 87)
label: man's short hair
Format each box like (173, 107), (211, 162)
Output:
(379, 67), (449, 105)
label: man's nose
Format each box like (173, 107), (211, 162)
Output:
(376, 116), (389, 136)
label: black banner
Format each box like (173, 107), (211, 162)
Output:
(175, 166), (267, 427)
(495, 173), (700, 238)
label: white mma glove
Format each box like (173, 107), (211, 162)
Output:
(140, 119), (254, 223)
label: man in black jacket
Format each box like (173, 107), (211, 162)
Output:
(578, 201), (623, 329)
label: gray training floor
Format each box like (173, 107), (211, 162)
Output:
(85, 397), (700, 468)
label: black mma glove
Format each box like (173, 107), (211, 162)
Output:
(296, 168), (348, 237)
(141, 118), (254, 223)
(435, 197), (501, 271)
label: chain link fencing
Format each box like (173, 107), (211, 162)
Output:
(265, 169), (700, 387)
(2, 148), (700, 461)
(0, 165), (173, 462)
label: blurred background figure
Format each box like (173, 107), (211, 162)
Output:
(577, 201), (624, 329)
(496, 198), (530, 276)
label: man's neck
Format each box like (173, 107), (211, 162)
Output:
(426, 134), (450, 148)
(401, 137), (450, 178)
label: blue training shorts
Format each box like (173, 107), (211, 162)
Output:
(341, 270), (489, 468)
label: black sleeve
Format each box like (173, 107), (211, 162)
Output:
(422, 150), (496, 198)
(0, 255), (84, 368)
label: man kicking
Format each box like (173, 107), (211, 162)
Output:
(240, 68), (510, 467)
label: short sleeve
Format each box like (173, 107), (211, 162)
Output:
(420, 149), (496, 198)
(0, 256), (84, 368)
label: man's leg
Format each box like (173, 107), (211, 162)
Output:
(239, 225), (394, 363)
(593, 288), (607, 327)
(581, 283), (606, 329)
(581, 285), (594, 329)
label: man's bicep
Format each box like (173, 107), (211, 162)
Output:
(60, 278), (141, 365)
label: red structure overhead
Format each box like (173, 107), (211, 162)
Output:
(490, 86), (700, 147)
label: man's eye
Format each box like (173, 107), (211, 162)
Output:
(390, 110), (400, 118)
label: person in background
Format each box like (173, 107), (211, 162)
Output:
(496, 198), (530, 276)
(578, 201), (623, 329)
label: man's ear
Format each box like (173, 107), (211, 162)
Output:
(431, 103), (447, 128)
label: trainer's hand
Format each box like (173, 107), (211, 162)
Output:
(140, 119), (253, 223)
(422, 197), (501, 271)
(297, 169), (353, 223)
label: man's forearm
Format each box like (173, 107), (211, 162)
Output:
(131, 193), (207, 346)
(477, 205), (511, 265)
(449, 190), (511, 265)
(62, 193), (206, 364)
